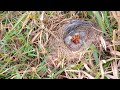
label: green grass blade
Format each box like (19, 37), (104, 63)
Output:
(93, 11), (106, 33)
(103, 11), (112, 35)
(90, 44), (99, 64)
(11, 13), (27, 31)
(3, 13), (27, 40)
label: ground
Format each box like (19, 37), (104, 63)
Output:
(0, 11), (120, 79)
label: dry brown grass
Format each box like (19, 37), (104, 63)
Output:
(0, 11), (120, 79)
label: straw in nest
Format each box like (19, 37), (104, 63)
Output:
(47, 19), (102, 67)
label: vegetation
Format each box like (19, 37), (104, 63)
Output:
(0, 11), (120, 79)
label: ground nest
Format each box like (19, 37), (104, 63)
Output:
(47, 19), (102, 68)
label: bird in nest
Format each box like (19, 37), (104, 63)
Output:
(63, 19), (94, 51)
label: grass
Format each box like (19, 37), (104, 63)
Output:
(0, 11), (120, 79)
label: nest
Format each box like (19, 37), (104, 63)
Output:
(47, 19), (102, 67)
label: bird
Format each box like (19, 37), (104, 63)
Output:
(71, 34), (80, 44)
(63, 19), (91, 51)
